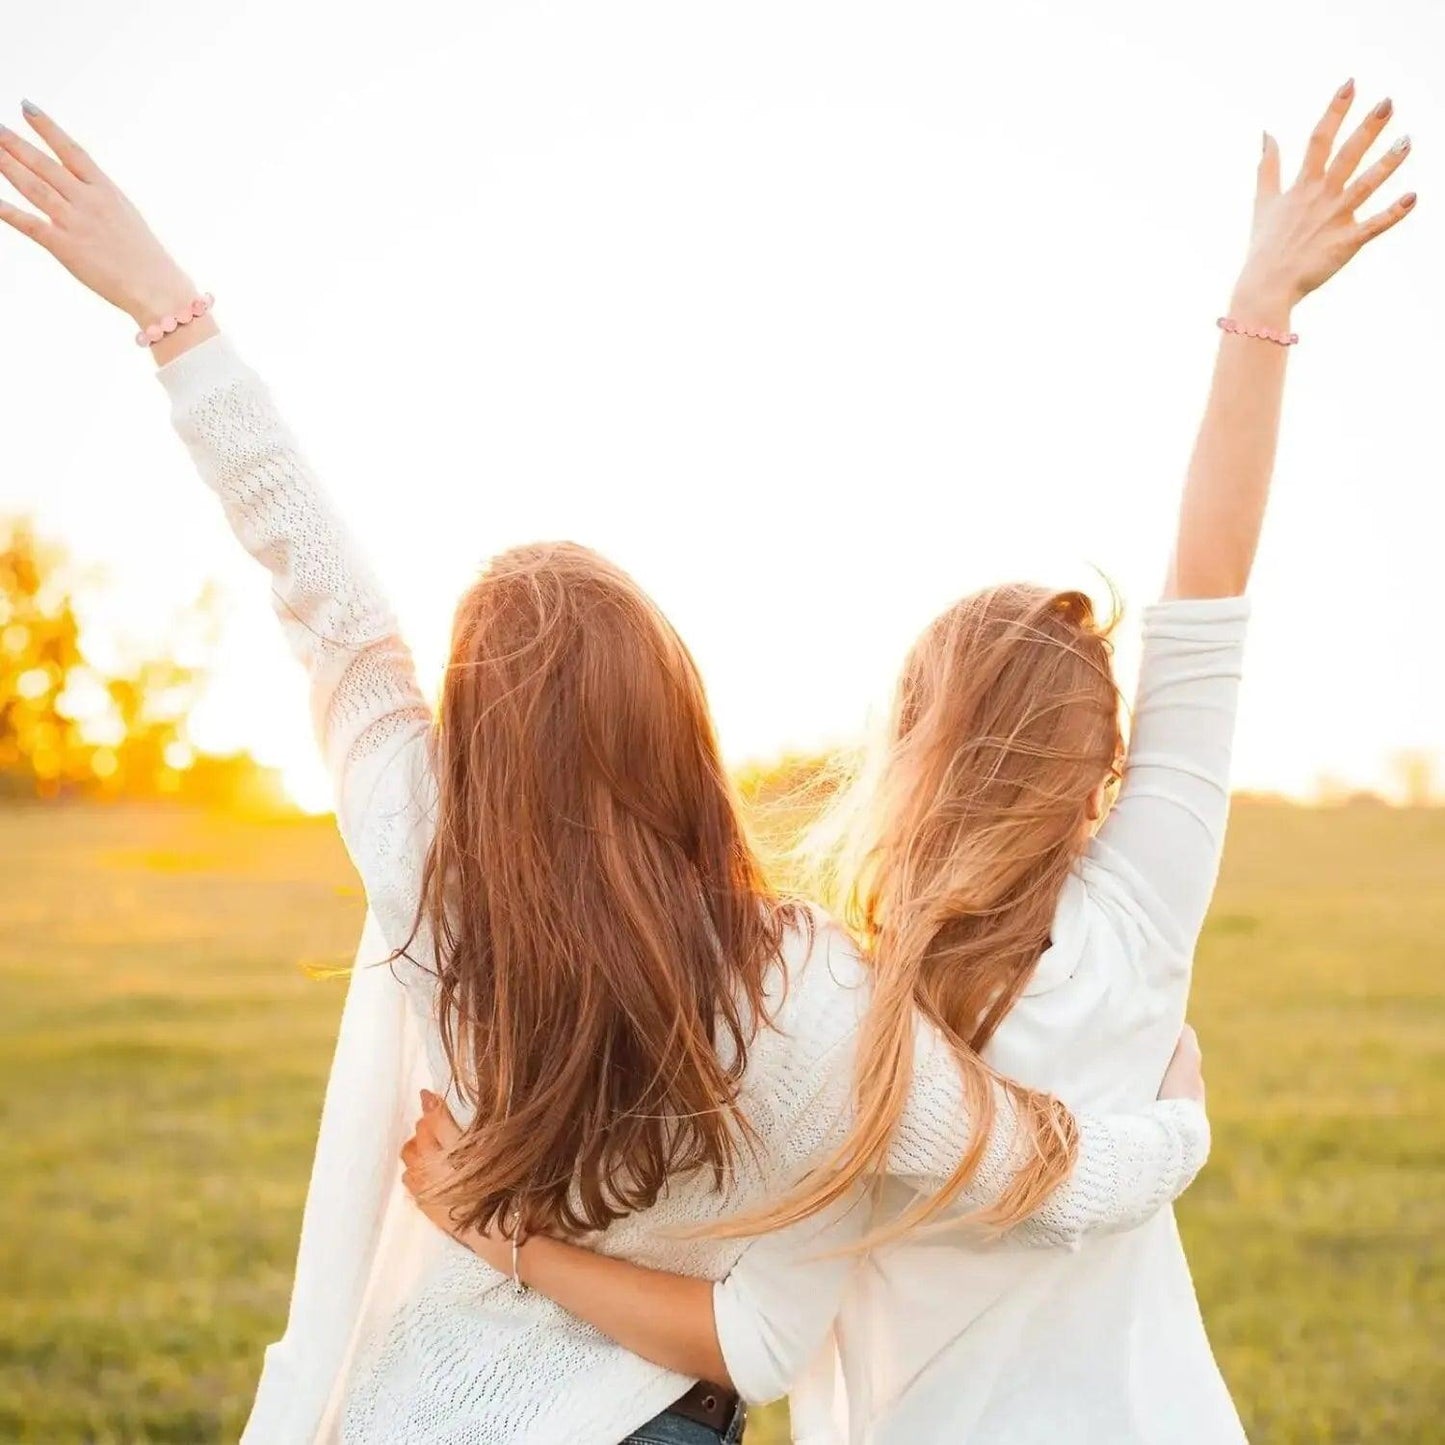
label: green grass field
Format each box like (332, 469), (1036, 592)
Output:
(1, 800), (1442, 1443)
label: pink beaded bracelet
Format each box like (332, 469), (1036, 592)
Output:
(1217, 315), (1298, 347)
(134, 293), (215, 348)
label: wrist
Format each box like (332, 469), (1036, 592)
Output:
(457, 1222), (518, 1276)
(1228, 271), (1297, 328)
(125, 268), (200, 328)
(146, 312), (218, 367)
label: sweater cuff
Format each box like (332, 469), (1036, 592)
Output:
(712, 1276), (789, 1407)
(154, 332), (253, 412)
(1155, 1096), (1212, 1191)
(1142, 595), (1251, 638)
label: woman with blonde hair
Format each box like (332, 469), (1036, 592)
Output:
(396, 81), (1415, 1443)
(0, 105), (1212, 1444)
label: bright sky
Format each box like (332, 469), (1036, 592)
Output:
(3, 0), (1443, 810)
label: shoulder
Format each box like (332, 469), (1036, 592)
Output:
(778, 901), (870, 995)
(1080, 838), (1191, 965)
(756, 903), (871, 1044)
(1021, 854), (1189, 1028)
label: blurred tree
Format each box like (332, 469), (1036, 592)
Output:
(0, 518), (212, 800)
(1390, 749), (1439, 808)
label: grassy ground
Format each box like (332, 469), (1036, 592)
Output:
(0, 800), (1442, 1442)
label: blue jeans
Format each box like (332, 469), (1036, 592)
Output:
(620, 1402), (746, 1444)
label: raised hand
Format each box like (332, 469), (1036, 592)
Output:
(0, 102), (197, 328)
(1244, 81), (1414, 307)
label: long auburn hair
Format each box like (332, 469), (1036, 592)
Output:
(735, 583), (1123, 1245)
(404, 542), (793, 1240)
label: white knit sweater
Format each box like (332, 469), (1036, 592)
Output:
(712, 601), (1253, 1443)
(159, 335), (1211, 1445)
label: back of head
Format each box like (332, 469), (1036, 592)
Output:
(858, 581), (1122, 1051)
(746, 583), (1122, 1245)
(415, 542), (788, 1238)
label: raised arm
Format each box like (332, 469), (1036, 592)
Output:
(0, 108), (434, 951)
(1168, 80), (1412, 600)
(1088, 596), (1248, 955)
(1092, 84), (1414, 950)
(153, 336), (434, 952)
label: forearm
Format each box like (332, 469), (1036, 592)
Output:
(473, 1231), (733, 1386)
(1167, 273), (1292, 600)
(894, 1027), (1210, 1243)
(156, 332), (434, 920)
(149, 309), (219, 366)
(1168, 82), (1416, 599)
(157, 336), (422, 703)
(1019, 1098), (1210, 1244)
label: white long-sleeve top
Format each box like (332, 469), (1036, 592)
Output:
(711, 597), (1252, 1444)
(159, 335), (1212, 1445)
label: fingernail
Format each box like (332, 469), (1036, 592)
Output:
(1392, 135), (1411, 153)
(1338, 78), (1355, 99)
(1375, 98), (1393, 120)
(1402, 192), (1417, 209)
(19, 99), (40, 117)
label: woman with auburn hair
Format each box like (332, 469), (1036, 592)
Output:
(0, 107), (1212, 1445)
(395, 81), (1415, 1443)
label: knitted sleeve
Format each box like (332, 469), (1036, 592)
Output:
(748, 929), (1211, 1250)
(714, 993), (1210, 1406)
(157, 334), (435, 958)
(889, 1019), (1210, 1246)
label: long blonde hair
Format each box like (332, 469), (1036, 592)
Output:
(401, 542), (796, 1240)
(737, 583), (1123, 1244)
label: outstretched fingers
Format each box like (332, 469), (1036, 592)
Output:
(1343, 134), (1411, 214)
(19, 102), (104, 185)
(1327, 97), (1395, 191)
(1355, 190), (1417, 247)
(1298, 79), (1356, 181)
(0, 129), (68, 219)
(1257, 132), (1281, 200)
(0, 196), (49, 246)
(2, 115), (80, 199)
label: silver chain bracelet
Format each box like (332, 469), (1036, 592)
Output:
(510, 1230), (527, 1294)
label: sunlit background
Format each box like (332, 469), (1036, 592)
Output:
(2, 0), (1443, 812)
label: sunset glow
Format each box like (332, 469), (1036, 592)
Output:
(3, 0), (1443, 810)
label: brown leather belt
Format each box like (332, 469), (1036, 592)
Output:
(671, 1380), (741, 1432)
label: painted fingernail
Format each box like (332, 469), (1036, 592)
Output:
(1392, 135), (1411, 153)
(1375, 98), (1393, 119)
(1402, 192), (1417, 209)
(1338, 78), (1355, 99)
(19, 99), (40, 117)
